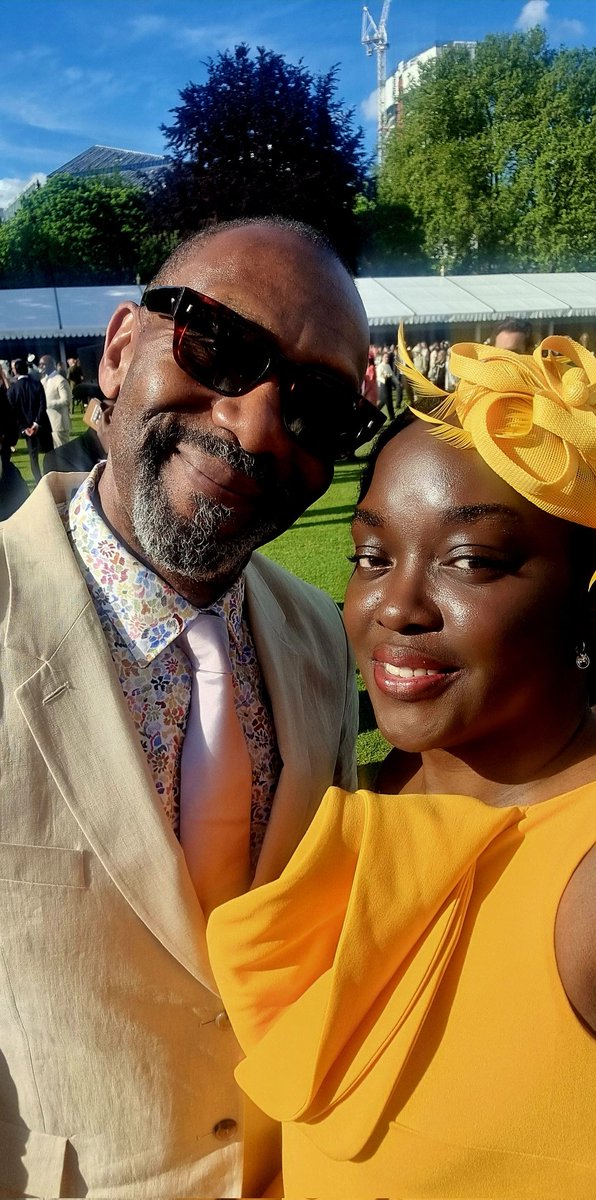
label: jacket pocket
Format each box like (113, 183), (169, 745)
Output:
(0, 842), (86, 888)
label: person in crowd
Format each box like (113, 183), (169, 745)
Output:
(428, 341), (447, 389)
(26, 352), (42, 380)
(362, 352), (379, 408)
(209, 332), (596, 1200)
(42, 395), (114, 474)
(494, 317), (533, 353)
(7, 355), (53, 482)
(40, 353), (73, 447)
(67, 355), (84, 385)
(376, 349), (398, 419)
(0, 217), (378, 1200)
(0, 362), (28, 517)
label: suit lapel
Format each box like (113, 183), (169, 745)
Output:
(4, 479), (216, 992)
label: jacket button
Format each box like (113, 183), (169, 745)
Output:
(214, 1010), (231, 1030)
(213, 1118), (237, 1140)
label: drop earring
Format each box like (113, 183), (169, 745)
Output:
(576, 642), (591, 670)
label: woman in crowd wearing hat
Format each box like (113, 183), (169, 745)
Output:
(208, 334), (596, 1199)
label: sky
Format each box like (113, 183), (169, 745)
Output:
(1, 0), (595, 209)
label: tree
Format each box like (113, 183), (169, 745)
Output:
(0, 174), (172, 287)
(154, 44), (368, 269)
(377, 29), (596, 273)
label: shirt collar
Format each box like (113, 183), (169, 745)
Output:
(68, 465), (245, 664)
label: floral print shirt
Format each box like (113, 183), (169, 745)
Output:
(65, 466), (280, 868)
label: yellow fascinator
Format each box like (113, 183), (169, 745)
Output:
(397, 327), (596, 530)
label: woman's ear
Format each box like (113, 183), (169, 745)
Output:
(98, 303), (138, 400)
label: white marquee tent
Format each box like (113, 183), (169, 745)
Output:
(0, 275), (595, 346)
(0, 284), (143, 341)
(355, 272), (596, 330)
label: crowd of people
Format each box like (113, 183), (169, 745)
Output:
(0, 222), (594, 1199)
(0, 353), (110, 517)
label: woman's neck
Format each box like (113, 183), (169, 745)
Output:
(378, 708), (596, 807)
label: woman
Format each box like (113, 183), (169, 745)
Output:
(362, 352), (379, 408)
(208, 334), (596, 1199)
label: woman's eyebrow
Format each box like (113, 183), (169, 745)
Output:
(351, 507), (384, 528)
(442, 503), (522, 524)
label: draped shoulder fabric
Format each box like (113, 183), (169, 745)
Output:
(207, 785), (596, 1199)
(208, 790), (518, 1154)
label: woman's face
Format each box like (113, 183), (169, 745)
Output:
(344, 422), (591, 755)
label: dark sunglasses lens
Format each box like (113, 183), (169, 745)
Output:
(283, 374), (357, 459)
(175, 305), (271, 396)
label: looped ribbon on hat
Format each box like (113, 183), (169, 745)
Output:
(397, 327), (596, 537)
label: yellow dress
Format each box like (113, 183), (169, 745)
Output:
(207, 785), (596, 1198)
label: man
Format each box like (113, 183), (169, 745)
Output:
(27, 352), (43, 380)
(42, 394), (114, 474)
(40, 353), (73, 447)
(494, 318), (533, 354)
(0, 218), (374, 1199)
(66, 355), (84, 386)
(7, 356), (53, 481)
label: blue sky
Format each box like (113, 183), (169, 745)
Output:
(1, 0), (595, 208)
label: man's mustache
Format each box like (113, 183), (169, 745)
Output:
(141, 415), (278, 490)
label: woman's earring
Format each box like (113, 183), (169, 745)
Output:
(576, 642), (591, 670)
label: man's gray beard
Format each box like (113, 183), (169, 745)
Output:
(130, 420), (289, 582)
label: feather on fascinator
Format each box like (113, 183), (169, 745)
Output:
(397, 325), (596, 530)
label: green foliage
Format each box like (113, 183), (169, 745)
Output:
(0, 174), (172, 287)
(376, 29), (596, 273)
(355, 190), (430, 273)
(155, 44), (368, 269)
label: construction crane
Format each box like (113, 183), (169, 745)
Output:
(361, 1), (391, 168)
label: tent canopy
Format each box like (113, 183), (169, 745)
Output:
(1, 274), (596, 340)
(0, 285), (143, 340)
(355, 272), (596, 327)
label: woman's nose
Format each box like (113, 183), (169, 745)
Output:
(376, 567), (442, 634)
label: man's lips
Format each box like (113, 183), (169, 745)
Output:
(173, 444), (265, 503)
(371, 645), (459, 700)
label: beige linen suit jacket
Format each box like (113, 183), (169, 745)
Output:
(41, 374), (72, 447)
(0, 474), (357, 1199)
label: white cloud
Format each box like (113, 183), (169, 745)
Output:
(361, 88), (378, 123)
(516, 0), (549, 29)
(127, 15), (169, 39)
(0, 69), (132, 136)
(0, 173), (46, 210)
(515, 1), (585, 38)
(557, 18), (586, 37)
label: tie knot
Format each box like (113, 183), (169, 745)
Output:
(181, 612), (232, 674)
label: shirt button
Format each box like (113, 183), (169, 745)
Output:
(213, 1118), (238, 1140)
(214, 1010), (231, 1030)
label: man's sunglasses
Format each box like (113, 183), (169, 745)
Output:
(140, 286), (384, 462)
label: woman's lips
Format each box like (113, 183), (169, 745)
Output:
(372, 647), (459, 701)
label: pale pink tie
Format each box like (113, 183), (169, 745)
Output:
(178, 612), (252, 915)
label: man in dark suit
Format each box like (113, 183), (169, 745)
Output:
(8, 357), (53, 482)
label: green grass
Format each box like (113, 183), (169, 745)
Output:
(260, 455), (390, 768)
(19, 421), (388, 768)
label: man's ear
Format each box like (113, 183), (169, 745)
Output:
(98, 303), (138, 399)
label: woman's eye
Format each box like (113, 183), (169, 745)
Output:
(347, 552), (389, 572)
(447, 552), (509, 572)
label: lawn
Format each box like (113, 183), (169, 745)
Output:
(16, 416), (388, 768)
(260, 454), (389, 768)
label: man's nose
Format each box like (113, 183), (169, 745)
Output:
(209, 378), (290, 457)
